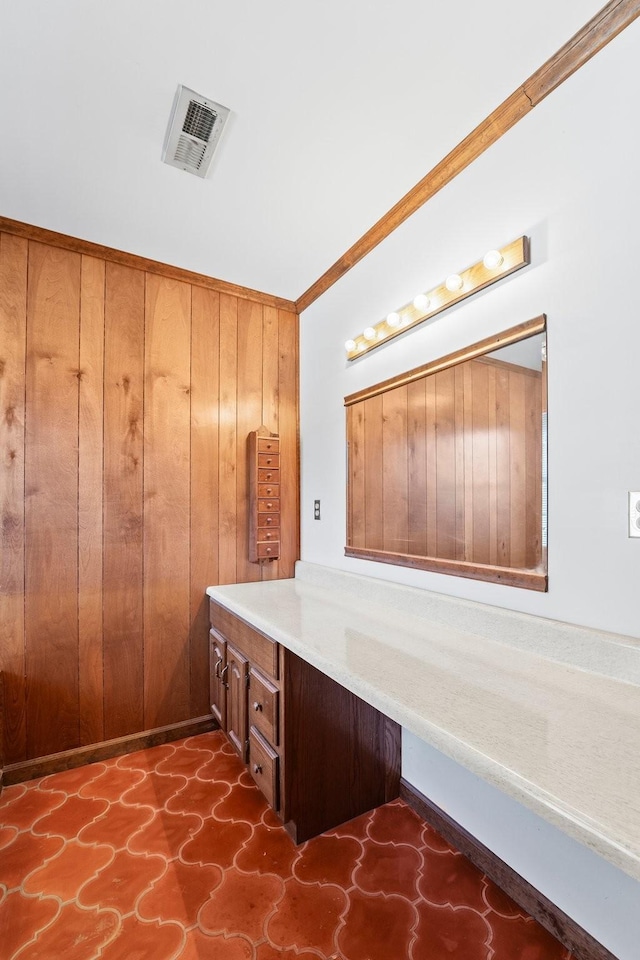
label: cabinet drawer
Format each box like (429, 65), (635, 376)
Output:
(257, 437), (279, 453)
(249, 667), (279, 746)
(258, 468), (280, 483)
(258, 483), (279, 499)
(258, 498), (280, 513)
(257, 527), (279, 543)
(257, 513), (279, 528)
(256, 541), (279, 559)
(249, 728), (279, 810)
(210, 601), (279, 679)
(257, 452), (279, 468)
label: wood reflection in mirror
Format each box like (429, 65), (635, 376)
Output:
(345, 317), (547, 591)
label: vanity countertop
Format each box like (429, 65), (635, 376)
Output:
(207, 561), (640, 881)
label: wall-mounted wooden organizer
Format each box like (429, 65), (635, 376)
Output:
(248, 427), (280, 562)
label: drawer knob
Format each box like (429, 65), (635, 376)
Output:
(266, 517), (272, 524)
(253, 763), (262, 774)
(253, 701), (263, 712)
(266, 473), (272, 479)
(266, 502), (273, 509)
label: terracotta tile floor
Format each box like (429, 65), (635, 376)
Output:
(0, 731), (573, 959)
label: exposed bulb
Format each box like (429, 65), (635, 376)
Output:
(345, 339), (356, 352)
(386, 312), (401, 327)
(483, 249), (504, 270)
(413, 294), (430, 312)
(363, 326), (377, 341)
(445, 274), (463, 292)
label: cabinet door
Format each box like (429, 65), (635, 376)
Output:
(209, 630), (227, 729)
(226, 641), (249, 762)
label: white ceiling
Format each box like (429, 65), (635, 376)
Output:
(0, 1), (604, 303)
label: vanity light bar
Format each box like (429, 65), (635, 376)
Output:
(345, 236), (530, 360)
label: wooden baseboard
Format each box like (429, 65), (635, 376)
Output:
(2, 716), (217, 786)
(400, 779), (616, 960)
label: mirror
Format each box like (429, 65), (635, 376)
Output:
(345, 317), (547, 591)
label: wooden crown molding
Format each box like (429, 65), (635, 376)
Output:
(296, 0), (640, 313)
(0, 216), (297, 313)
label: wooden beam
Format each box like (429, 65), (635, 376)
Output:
(0, 216), (297, 312)
(296, 0), (640, 313)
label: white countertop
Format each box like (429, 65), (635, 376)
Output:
(207, 561), (640, 881)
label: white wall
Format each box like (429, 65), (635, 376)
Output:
(300, 19), (640, 960)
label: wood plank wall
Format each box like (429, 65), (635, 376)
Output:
(348, 356), (542, 570)
(0, 229), (299, 764)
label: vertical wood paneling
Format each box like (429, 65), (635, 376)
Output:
(364, 394), (384, 551)
(347, 405), (366, 549)
(471, 362), (490, 565)
(190, 286), (220, 718)
(525, 371), (543, 569)
(25, 242), (81, 757)
(78, 256), (105, 745)
(454, 365), (466, 561)
(0, 227), (300, 764)
(260, 305), (281, 581)
(278, 309), (299, 578)
(350, 356), (542, 574)
(382, 386), (408, 553)
(509, 370), (527, 569)
(495, 365), (511, 567)
(236, 300), (264, 585)
(144, 275), (191, 728)
(425, 375), (438, 558)
(408, 380), (427, 558)
(435, 369), (456, 560)
(0, 233), (28, 762)
(103, 262), (145, 739)
(218, 294), (238, 586)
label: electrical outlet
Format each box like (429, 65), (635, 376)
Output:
(314, 499), (321, 520)
(629, 492), (640, 538)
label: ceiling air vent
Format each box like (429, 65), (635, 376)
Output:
(162, 85), (230, 178)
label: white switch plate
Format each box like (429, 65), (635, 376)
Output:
(629, 492), (640, 537)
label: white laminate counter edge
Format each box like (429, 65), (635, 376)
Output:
(207, 562), (640, 882)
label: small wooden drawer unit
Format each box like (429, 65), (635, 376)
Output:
(248, 428), (280, 562)
(209, 596), (401, 844)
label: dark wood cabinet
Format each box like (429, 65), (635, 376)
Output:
(209, 598), (401, 843)
(209, 629), (227, 729)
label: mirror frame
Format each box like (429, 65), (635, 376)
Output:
(344, 316), (547, 591)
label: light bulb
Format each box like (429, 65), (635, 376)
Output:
(413, 294), (430, 311)
(386, 312), (401, 327)
(345, 339), (356, 351)
(483, 249), (504, 270)
(445, 274), (463, 292)
(363, 326), (377, 341)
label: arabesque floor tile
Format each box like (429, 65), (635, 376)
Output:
(0, 732), (574, 960)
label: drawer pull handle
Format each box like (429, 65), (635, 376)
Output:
(253, 763), (262, 774)
(214, 657), (222, 678)
(253, 701), (263, 712)
(220, 664), (229, 686)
